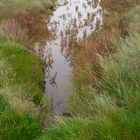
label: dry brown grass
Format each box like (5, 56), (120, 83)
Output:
(71, 0), (136, 89)
(0, 0), (55, 19)
(71, 28), (119, 88)
(0, 19), (28, 44)
(102, 0), (135, 13)
(16, 13), (48, 44)
(0, 13), (48, 50)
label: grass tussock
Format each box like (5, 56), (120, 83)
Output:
(0, 39), (48, 140)
(0, 19), (28, 44)
(0, 39), (45, 104)
(16, 13), (48, 44)
(72, 28), (119, 89)
(0, 14), (49, 48)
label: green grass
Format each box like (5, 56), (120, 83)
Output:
(0, 0), (54, 138)
(0, 87), (42, 140)
(0, 113), (42, 140)
(37, 112), (140, 140)
(0, 39), (45, 104)
(0, 39), (46, 140)
(0, 0), (54, 139)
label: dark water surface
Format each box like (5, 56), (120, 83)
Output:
(39, 0), (103, 115)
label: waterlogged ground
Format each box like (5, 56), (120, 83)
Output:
(41, 0), (103, 115)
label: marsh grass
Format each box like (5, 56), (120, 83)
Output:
(0, 39), (48, 139)
(0, 0), (55, 50)
(0, 39), (45, 104)
(39, 3), (140, 140)
(69, 4), (140, 116)
(0, 19), (28, 44)
(0, 1), (55, 139)
(0, 0), (55, 18)
(0, 0), (140, 139)
(0, 110), (42, 140)
(101, 34), (140, 110)
(102, 0), (135, 13)
(41, 32), (140, 140)
(38, 111), (140, 140)
(0, 15), (48, 48)
(16, 13), (48, 44)
(71, 28), (119, 91)
(0, 56), (13, 87)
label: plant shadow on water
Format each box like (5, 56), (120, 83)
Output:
(35, 0), (103, 115)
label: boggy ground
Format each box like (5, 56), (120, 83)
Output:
(0, 0), (55, 140)
(38, 0), (140, 140)
(0, 0), (140, 140)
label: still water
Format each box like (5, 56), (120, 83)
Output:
(44, 0), (103, 115)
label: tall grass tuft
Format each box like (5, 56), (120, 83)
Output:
(0, 19), (28, 44)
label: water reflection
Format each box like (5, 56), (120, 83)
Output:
(43, 0), (103, 115)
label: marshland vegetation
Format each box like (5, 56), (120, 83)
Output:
(0, 0), (140, 140)
(40, 0), (140, 139)
(0, 0), (55, 139)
